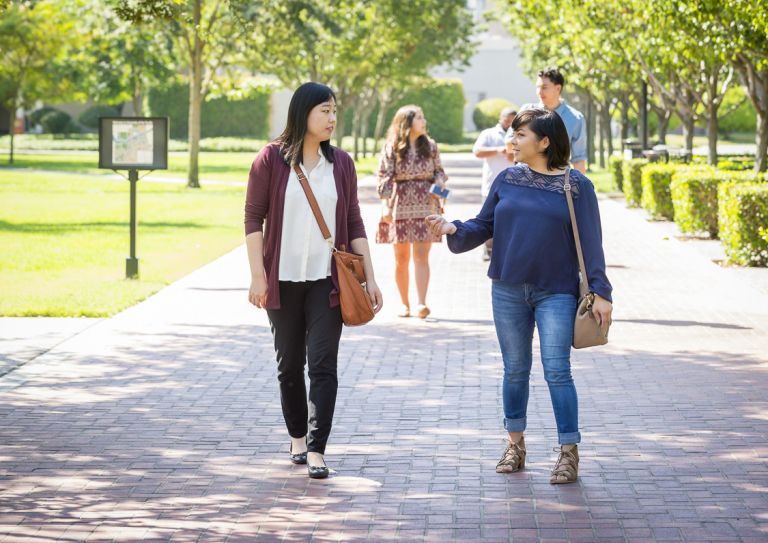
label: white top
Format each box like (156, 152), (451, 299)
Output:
(473, 123), (511, 198)
(279, 149), (338, 281)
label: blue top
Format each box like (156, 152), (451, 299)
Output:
(447, 164), (612, 302)
(505, 101), (588, 163)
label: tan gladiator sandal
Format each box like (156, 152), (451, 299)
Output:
(496, 436), (526, 473)
(550, 444), (579, 484)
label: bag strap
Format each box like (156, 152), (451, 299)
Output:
(563, 167), (590, 299)
(293, 164), (335, 250)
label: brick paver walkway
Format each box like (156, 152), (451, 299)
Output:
(1, 156), (767, 542)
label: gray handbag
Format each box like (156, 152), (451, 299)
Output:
(563, 168), (610, 348)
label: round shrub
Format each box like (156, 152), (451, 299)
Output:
(40, 110), (75, 134)
(78, 105), (121, 129)
(473, 98), (514, 131)
(28, 106), (57, 127)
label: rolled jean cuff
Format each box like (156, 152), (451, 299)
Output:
(558, 431), (581, 445)
(503, 416), (526, 432)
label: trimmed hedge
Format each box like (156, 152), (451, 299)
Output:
(717, 156), (755, 171)
(346, 79), (466, 144)
(609, 155), (623, 191)
(670, 167), (720, 237)
(622, 158), (647, 207)
(718, 181), (768, 266)
(394, 79), (465, 144)
(671, 169), (762, 238)
(641, 164), (677, 219)
(148, 83), (270, 139)
(472, 98), (513, 130)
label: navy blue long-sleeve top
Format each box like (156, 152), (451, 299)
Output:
(447, 164), (612, 302)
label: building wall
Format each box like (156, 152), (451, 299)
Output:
(431, 1), (536, 132)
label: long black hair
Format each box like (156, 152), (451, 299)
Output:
(511, 108), (570, 170)
(276, 82), (336, 166)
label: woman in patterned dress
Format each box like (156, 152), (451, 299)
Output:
(376, 105), (448, 319)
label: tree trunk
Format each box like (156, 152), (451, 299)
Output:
(657, 112), (670, 144)
(187, 0), (202, 189)
(707, 102), (719, 166)
(683, 114), (695, 153)
(732, 54), (767, 172)
(361, 106), (372, 158)
(352, 108), (360, 161)
(620, 94), (629, 150)
(605, 103), (614, 157)
(756, 111), (767, 173)
(373, 97), (389, 155)
(8, 105), (16, 164)
(133, 90), (143, 117)
(597, 104), (605, 169)
(335, 105), (346, 149)
(586, 94), (596, 167)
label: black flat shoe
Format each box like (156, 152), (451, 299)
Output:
(289, 443), (307, 465)
(307, 464), (329, 479)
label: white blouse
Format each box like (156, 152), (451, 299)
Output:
(278, 150), (338, 281)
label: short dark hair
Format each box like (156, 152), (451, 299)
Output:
(538, 67), (564, 89)
(511, 108), (570, 170)
(276, 82), (336, 166)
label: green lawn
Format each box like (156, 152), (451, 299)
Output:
(585, 165), (614, 193)
(0, 151), (378, 181)
(0, 171), (246, 316)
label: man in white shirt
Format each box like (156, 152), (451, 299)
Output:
(473, 107), (516, 261)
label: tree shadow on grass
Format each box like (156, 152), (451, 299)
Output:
(0, 219), (208, 233)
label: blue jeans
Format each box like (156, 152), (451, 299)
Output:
(491, 281), (580, 444)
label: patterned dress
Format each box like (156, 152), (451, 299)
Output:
(376, 139), (448, 244)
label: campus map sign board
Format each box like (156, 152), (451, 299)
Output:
(97, 116), (169, 279)
(98, 117), (168, 170)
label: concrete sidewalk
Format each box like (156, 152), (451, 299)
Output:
(0, 156), (767, 542)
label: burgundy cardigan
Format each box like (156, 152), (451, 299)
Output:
(244, 142), (367, 309)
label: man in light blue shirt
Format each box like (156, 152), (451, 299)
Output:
(505, 67), (587, 173)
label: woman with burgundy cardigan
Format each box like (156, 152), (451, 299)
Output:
(244, 82), (383, 479)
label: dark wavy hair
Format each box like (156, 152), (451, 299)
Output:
(538, 67), (565, 89)
(386, 105), (431, 163)
(276, 82), (336, 166)
(511, 108), (570, 170)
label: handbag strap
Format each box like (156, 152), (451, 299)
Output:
(563, 167), (590, 299)
(293, 164), (335, 250)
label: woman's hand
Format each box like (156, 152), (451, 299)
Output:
(248, 273), (268, 309)
(425, 214), (457, 236)
(591, 294), (613, 336)
(366, 279), (384, 314)
(381, 200), (393, 223)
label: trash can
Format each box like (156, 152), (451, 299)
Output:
(623, 139), (644, 160)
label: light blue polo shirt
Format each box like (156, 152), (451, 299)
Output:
(505, 100), (587, 163)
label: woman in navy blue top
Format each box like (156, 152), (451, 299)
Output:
(426, 108), (612, 484)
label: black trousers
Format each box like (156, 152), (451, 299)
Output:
(266, 278), (343, 454)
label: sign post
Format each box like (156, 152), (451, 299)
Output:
(98, 117), (168, 279)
